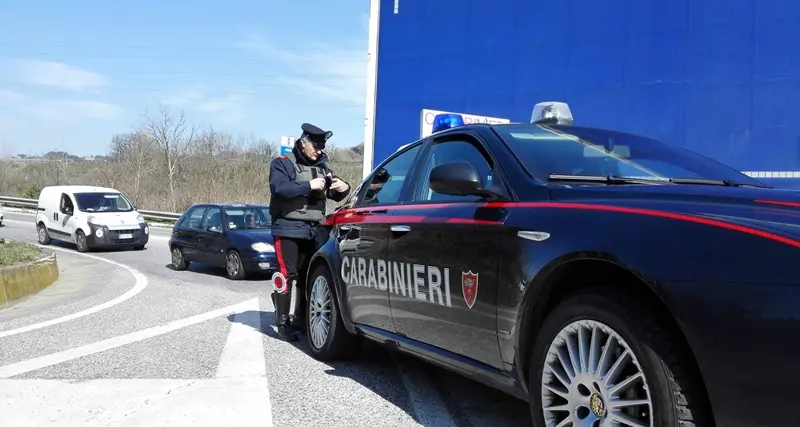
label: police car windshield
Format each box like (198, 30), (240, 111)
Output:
(223, 206), (271, 230)
(74, 192), (134, 213)
(494, 124), (767, 187)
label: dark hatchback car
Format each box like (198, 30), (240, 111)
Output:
(168, 203), (277, 280)
(304, 103), (800, 427)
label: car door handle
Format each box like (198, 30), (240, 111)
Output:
(391, 225), (411, 233)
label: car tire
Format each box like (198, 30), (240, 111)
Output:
(171, 246), (189, 270)
(75, 230), (89, 253)
(37, 223), (51, 245)
(529, 286), (712, 427)
(305, 263), (361, 361)
(134, 245), (145, 250)
(225, 250), (246, 280)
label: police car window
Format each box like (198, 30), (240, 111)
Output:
(415, 139), (493, 203)
(360, 144), (422, 206)
(185, 207), (207, 229)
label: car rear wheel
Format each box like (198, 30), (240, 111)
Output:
(225, 250), (246, 280)
(306, 263), (361, 361)
(530, 287), (712, 427)
(171, 246), (189, 270)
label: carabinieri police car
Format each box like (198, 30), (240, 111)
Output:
(302, 102), (800, 427)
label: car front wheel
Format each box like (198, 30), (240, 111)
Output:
(530, 287), (712, 427)
(306, 263), (361, 361)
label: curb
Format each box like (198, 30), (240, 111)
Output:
(0, 249), (59, 309)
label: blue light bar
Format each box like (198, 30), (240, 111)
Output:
(431, 113), (465, 133)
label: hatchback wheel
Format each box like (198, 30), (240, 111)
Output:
(171, 246), (188, 270)
(306, 263), (361, 361)
(530, 287), (712, 427)
(226, 250), (246, 280)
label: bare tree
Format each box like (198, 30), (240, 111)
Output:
(134, 104), (196, 212)
(109, 132), (158, 202)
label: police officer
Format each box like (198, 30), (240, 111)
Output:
(268, 123), (351, 341)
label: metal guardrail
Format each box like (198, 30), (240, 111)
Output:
(0, 196), (181, 222)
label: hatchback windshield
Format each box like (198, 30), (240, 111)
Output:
(224, 206), (271, 230)
(74, 192), (134, 212)
(494, 124), (767, 187)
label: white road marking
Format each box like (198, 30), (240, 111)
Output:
(0, 377), (272, 427)
(393, 354), (458, 427)
(0, 245), (149, 339)
(215, 298), (267, 378)
(0, 298), (258, 378)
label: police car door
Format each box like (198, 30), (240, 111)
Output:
(336, 142), (425, 333)
(386, 132), (509, 371)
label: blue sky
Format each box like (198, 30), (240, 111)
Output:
(0, 0), (370, 157)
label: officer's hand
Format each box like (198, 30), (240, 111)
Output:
(309, 177), (327, 191)
(330, 178), (348, 192)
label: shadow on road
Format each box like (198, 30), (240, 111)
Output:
(229, 309), (532, 427)
(163, 263), (272, 281)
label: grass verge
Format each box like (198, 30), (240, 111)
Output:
(0, 238), (43, 266)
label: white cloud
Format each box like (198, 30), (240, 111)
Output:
(235, 32), (367, 106)
(1, 59), (109, 92)
(162, 84), (250, 123)
(0, 89), (122, 121)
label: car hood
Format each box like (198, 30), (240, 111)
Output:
(548, 184), (800, 240)
(228, 228), (274, 244)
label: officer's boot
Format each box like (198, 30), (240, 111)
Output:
(290, 281), (307, 334)
(272, 291), (297, 342)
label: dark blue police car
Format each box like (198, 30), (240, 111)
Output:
(302, 102), (800, 427)
(168, 203), (277, 280)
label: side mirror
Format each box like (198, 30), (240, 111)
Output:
(429, 161), (502, 200)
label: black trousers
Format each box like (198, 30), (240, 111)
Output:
(271, 235), (317, 326)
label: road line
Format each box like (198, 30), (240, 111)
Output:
(0, 298), (258, 378)
(0, 378), (272, 427)
(0, 245), (149, 339)
(392, 353), (458, 427)
(215, 298), (267, 378)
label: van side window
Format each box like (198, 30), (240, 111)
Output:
(60, 193), (74, 214)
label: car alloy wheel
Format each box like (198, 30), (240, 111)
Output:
(171, 247), (185, 269)
(75, 230), (88, 252)
(226, 250), (245, 280)
(308, 274), (333, 350)
(541, 319), (653, 427)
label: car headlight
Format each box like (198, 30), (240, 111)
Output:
(136, 214), (146, 223)
(87, 215), (103, 225)
(251, 242), (275, 252)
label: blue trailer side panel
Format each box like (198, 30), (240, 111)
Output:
(372, 0), (800, 188)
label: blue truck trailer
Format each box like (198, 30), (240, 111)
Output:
(361, 0), (800, 189)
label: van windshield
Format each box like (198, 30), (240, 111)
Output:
(74, 192), (134, 213)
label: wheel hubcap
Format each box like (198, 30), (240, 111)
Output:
(227, 254), (239, 276)
(172, 248), (182, 266)
(308, 275), (332, 349)
(38, 227), (45, 241)
(541, 319), (653, 427)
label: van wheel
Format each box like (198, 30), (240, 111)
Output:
(529, 287), (712, 427)
(37, 223), (51, 245)
(306, 263), (361, 361)
(75, 230), (89, 253)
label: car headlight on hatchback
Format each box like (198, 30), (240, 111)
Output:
(251, 242), (275, 252)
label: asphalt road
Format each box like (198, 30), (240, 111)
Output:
(0, 210), (531, 427)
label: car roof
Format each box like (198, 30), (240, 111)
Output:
(190, 202), (268, 208)
(46, 185), (121, 193)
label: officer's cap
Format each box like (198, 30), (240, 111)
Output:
(301, 123), (333, 147)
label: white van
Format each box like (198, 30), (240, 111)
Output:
(35, 185), (149, 252)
